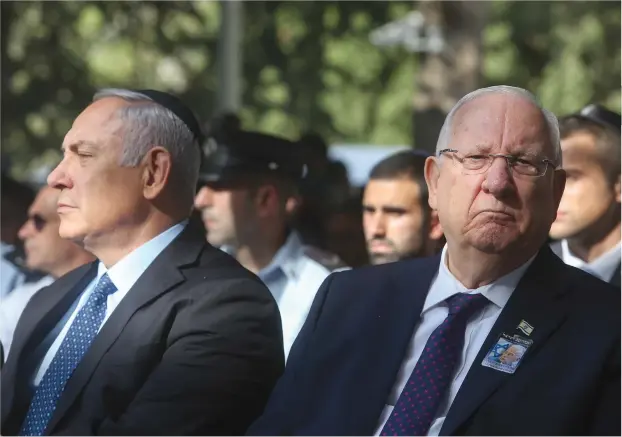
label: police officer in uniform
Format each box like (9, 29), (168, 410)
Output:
(194, 127), (348, 358)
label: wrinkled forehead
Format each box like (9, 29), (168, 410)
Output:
(63, 97), (127, 148)
(449, 94), (552, 156)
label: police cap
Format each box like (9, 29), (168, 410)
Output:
(199, 129), (307, 184)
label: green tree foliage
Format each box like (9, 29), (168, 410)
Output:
(483, 1), (621, 114)
(1, 1), (619, 178)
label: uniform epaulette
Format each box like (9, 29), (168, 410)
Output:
(302, 246), (349, 271)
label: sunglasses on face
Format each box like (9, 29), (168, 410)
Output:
(27, 214), (49, 232)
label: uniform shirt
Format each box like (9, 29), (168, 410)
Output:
(31, 221), (187, 386)
(1, 243), (26, 298)
(0, 275), (55, 361)
(560, 239), (621, 283)
(224, 231), (348, 358)
(374, 244), (535, 436)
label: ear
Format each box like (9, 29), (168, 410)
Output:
(615, 175), (620, 203)
(253, 184), (279, 217)
(424, 156), (441, 210)
(428, 209), (444, 241)
(142, 147), (172, 200)
(552, 168), (567, 214)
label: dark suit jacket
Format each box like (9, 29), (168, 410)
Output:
(550, 240), (621, 287)
(248, 246), (620, 436)
(1, 223), (284, 435)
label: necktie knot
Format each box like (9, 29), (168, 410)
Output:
(446, 292), (488, 317)
(93, 273), (117, 300)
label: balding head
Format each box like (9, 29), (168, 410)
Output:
(436, 86), (561, 167)
(46, 89), (200, 267)
(424, 86), (566, 286)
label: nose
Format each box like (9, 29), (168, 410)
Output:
(366, 212), (387, 239)
(18, 219), (35, 241)
(481, 157), (515, 198)
(194, 186), (214, 209)
(47, 159), (72, 190)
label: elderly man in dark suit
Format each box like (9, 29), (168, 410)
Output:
(1, 89), (284, 436)
(248, 86), (620, 436)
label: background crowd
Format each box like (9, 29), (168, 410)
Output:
(0, 1), (620, 436)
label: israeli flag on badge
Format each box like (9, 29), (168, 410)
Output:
(482, 334), (530, 374)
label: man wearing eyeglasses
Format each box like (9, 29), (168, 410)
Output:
(0, 186), (95, 361)
(248, 86), (620, 436)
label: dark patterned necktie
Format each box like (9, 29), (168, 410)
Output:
(380, 292), (489, 436)
(19, 274), (117, 436)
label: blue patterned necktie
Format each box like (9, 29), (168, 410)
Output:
(19, 273), (117, 436)
(380, 292), (489, 436)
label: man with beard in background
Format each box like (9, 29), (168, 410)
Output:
(363, 150), (444, 265)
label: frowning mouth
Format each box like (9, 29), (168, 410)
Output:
(478, 210), (515, 220)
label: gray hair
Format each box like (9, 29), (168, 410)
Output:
(92, 88), (201, 204)
(435, 85), (562, 167)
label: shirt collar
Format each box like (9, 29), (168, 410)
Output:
(258, 231), (303, 280)
(424, 244), (536, 313)
(96, 220), (188, 292)
(561, 239), (621, 282)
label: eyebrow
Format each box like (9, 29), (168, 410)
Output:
(61, 140), (100, 152)
(363, 204), (408, 214)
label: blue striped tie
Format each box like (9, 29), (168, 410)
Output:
(19, 273), (117, 436)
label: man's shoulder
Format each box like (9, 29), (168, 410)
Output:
(564, 262), (619, 296)
(554, 258), (620, 324)
(322, 255), (440, 292)
(299, 246), (349, 273)
(186, 242), (271, 291)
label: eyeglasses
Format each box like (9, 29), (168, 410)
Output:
(438, 148), (556, 177)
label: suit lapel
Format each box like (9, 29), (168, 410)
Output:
(45, 224), (206, 434)
(1, 262), (97, 425)
(439, 247), (570, 435)
(352, 255), (441, 434)
(609, 263), (620, 287)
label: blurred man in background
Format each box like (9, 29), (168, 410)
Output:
(363, 150), (444, 265)
(294, 133), (353, 252)
(194, 127), (347, 358)
(0, 174), (39, 298)
(549, 104), (621, 286)
(0, 186), (95, 360)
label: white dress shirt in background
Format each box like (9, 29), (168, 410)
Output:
(561, 239), (620, 283)
(0, 275), (55, 361)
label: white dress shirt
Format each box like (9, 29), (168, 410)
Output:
(374, 245), (535, 436)
(32, 221), (186, 386)
(0, 275), (55, 360)
(222, 231), (348, 358)
(1, 242), (26, 298)
(561, 239), (621, 283)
